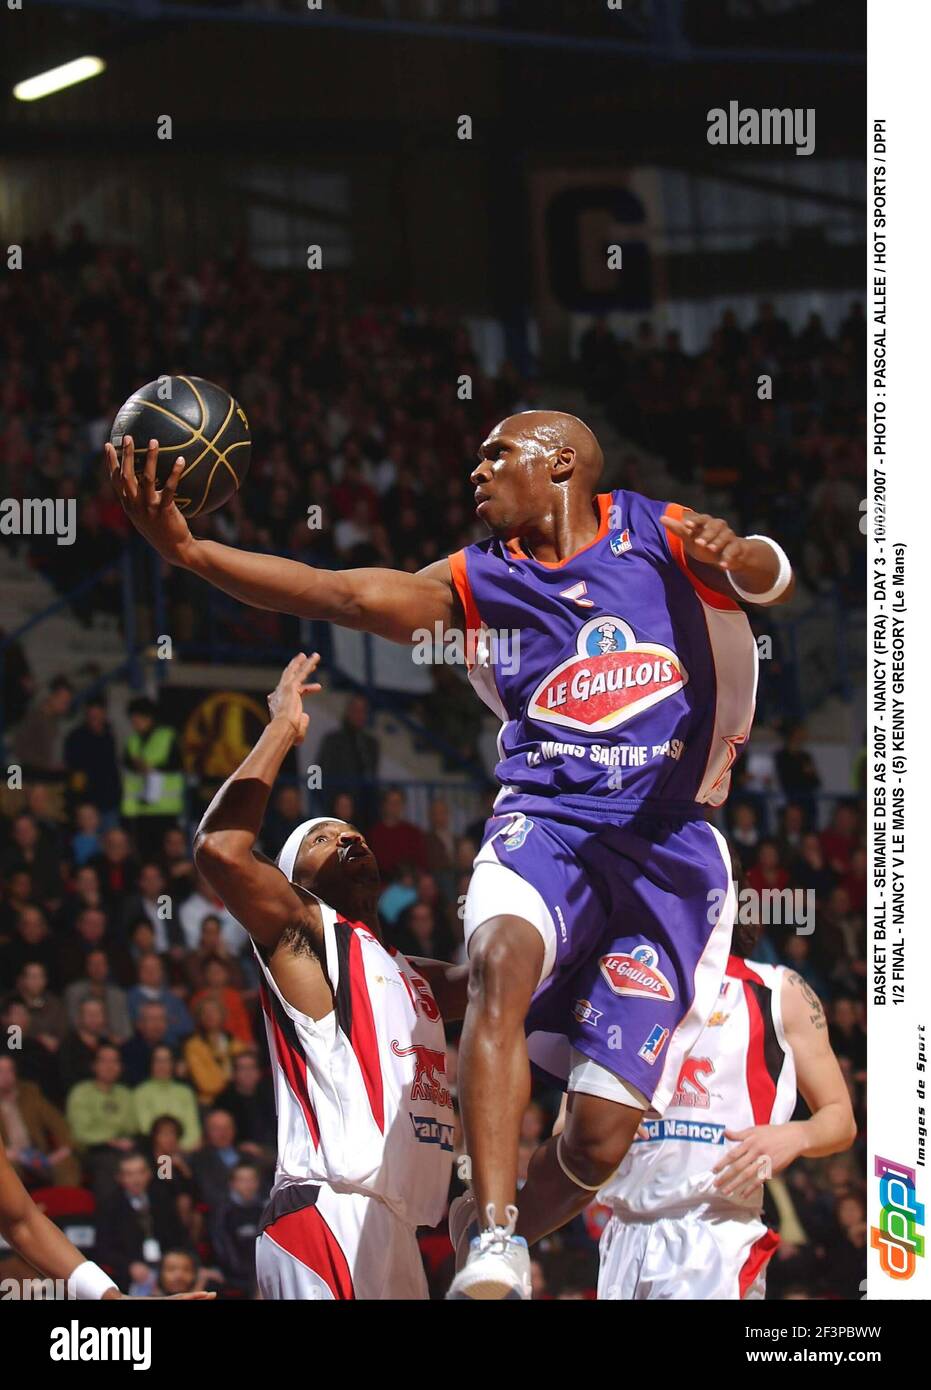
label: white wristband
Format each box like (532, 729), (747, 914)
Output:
(68, 1260), (118, 1300)
(726, 535), (792, 604)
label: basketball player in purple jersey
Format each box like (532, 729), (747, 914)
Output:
(107, 413), (794, 1298)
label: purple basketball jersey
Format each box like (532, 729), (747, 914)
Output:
(450, 490), (758, 810)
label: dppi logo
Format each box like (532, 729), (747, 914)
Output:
(528, 615), (686, 734)
(871, 1155), (925, 1279)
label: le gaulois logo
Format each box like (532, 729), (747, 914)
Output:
(599, 945), (676, 1003)
(528, 616), (686, 733)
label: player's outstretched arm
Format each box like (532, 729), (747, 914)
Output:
(712, 971), (857, 1200)
(106, 439), (459, 642)
(661, 508), (795, 607)
(193, 653), (325, 951)
(0, 1135), (211, 1300)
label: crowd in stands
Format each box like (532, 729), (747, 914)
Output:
(0, 229), (866, 1297)
(579, 304), (867, 605)
(0, 670), (868, 1298)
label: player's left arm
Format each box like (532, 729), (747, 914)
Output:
(0, 1135), (211, 1299)
(404, 957), (470, 1022)
(661, 509), (795, 608)
(713, 971), (857, 1200)
(193, 653), (324, 952)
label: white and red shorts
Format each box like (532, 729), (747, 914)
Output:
(597, 1206), (780, 1301)
(255, 1183), (429, 1301)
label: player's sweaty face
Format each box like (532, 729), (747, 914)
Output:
(471, 426), (553, 536)
(295, 821), (379, 895)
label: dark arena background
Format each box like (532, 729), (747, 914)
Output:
(0, 0), (867, 1306)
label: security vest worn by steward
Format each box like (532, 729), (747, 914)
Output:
(121, 726), (184, 817)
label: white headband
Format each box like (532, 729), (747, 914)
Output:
(276, 817), (349, 883)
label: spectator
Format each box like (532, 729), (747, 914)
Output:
(211, 1160), (264, 1295)
(775, 724), (821, 824)
(94, 1150), (187, 1293)
(368, 787), (428, 878)
(91, 827), (140, 907)
(179, 872), (247, 955)
(127, 954), (193, 1047)
(746, 840), (789, 898)
(10, 960), (68, 1049)
(182, 915), (248, 993)
(66, 1042), (137, 1189)
(183, 998), (246, 1105)
(260, 785), (307, 854)
(71, 802), (103, 866)
(132, 1044), (202, 1149)
(57, 906), (133, 987)
(424, 797), (455, 887)
(63, 697), (122, 825)
(0, 813), (63, 904)
(63, 947), (131, 1043)
(214, 1050), (276, 1160)
(189, 1108), (247, 1210)
(820, 803), (860, 875)
(0, 1053), (79, 1186)
(157, 1247), (209, 1296)
(158, 825), (196, 899)
(316, 693), (380, 824)
(121, 697), (185, 858)
(119, 862), (185, 957)
(2, 907), (58, 992)
(121, 1000), (174, 1087)
(189, 956), (254, 1046)
(144, 1116), (196, 1204)
(12, 676), (73, 781)
(59, 995), (113, 1093)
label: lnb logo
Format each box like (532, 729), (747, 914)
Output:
(871, 1155), (925, 1280)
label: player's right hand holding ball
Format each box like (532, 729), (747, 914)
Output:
(105, 437), (194, 565)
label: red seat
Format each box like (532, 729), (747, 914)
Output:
(30, 1186), (96, 1219)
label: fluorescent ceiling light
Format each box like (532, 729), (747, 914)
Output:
(13, 56), (106, 103)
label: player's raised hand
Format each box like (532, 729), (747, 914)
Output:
(105, 436), (195, 565)
(660, 510), (753, 572)
(267, 653), (323, 745)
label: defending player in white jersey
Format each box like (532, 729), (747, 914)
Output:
(595, 919), (856, 1299)
(193, 654), (465, 1300)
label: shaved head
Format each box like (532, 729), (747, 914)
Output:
(493, 411), (604, 490)
(471, 409), (606, 546)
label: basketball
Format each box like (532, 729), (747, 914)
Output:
(109, 375), (250, 517)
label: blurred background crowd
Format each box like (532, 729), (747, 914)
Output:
(0, 238), (866, 1300)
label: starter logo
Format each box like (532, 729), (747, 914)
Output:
(528, 615), (686, 733)
(599, 945), (675, 1002)
(871, 1155), (925, 1280)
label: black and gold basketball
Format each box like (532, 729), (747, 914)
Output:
(109, 376), (250, 517)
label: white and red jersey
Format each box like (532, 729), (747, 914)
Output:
(599, 955), (797, 1217)
(254, 898), (454, 1231)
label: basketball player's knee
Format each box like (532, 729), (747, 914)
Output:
(467, 922), (539, 1021)
(560, 1119), (634, 1188)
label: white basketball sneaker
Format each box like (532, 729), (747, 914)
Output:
(446, 1203), (531, 1300)
(448, 1190), (479, 1272)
